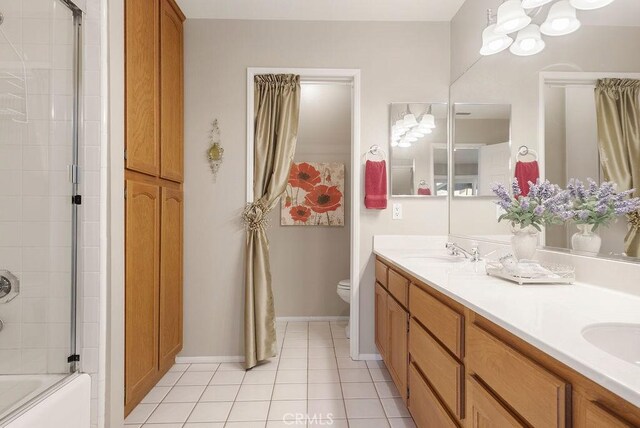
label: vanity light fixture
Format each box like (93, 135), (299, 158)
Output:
(480, 9), (513, 56)
(494, 0), (532, 34)
(569, 0), (615, 10)
(510, 24), (546, 56)
(541, 0), (581, 36)
(419, 105), (436, 129)
(398, 138), (412, 148)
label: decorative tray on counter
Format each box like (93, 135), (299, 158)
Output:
(485, 261), (576, 285)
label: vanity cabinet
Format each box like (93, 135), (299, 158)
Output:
(125, 0), (185, 416)
(374, 256), (640, 428)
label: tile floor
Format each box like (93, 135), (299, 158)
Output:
(125, 320), (416, 427)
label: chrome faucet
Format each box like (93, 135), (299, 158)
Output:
(446, 242), (481, 262)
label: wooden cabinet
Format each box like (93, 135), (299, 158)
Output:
(159, 0), (184, 182)
(374, 256), (640, 428)
(466, 375), (525, 428)
(125, 0), (159, 176)
(125, 180), (160, 409)
(374, 283), (389, 361)
(125, 0), (185, 416)
(387, 296), (408, 402)
(159, 187), (183, 371)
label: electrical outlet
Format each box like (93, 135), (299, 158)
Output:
(392, 203), (403, 220)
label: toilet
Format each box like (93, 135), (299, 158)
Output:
(337, 279), (351, 338)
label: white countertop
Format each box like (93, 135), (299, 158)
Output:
(374, 246), (640, 408)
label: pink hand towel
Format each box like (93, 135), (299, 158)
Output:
(365, 160), (387, 209)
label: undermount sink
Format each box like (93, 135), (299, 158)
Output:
(402, 255), (465, 263)
(582, 323), (640, 366)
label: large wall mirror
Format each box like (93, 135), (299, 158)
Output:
(389, 102), (448, 197)
(449, 0), (640, 262)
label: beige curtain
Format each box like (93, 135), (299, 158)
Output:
(595, 78), (640, 257)
(244, 74), (300, 369)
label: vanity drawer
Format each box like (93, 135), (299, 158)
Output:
(409, 318), (463, 419)
(584, 401), (635, 428)
(467, 374), (525, 427)
(388, 268), (409, 307)
(408, 363), (459, 428)
(410, 283), (463, 359)
(375, 259), (388, 288)
(467, 324), (569, 427)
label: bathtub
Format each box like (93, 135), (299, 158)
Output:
(0, 373), (90, 428)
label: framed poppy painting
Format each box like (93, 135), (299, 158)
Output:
(282, 162), (345, 226)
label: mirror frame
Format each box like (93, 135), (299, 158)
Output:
(389, 101), (449, 199)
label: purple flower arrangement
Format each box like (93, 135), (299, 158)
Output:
(491, 178), (570, 231)
(561, 179), (640, 230)
(492, 177), (640, 231)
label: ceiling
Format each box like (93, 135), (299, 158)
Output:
(174, 0), (467, 21)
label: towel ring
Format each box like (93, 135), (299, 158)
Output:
(365, 145), (386, 161)
(517, 145), (538, 161)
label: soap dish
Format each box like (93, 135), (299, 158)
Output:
(485, 261), (575, 285)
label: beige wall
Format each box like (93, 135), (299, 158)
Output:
(449, 10), (640, 240)
(182, 20), (450, 357)
(269, 84), (351, 317)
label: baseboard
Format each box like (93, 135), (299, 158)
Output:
(276, 316), (349, 322)
(175, 356), (244, 364)
(358, 353), (382, 361)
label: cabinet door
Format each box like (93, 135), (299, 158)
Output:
(159, 187), (183, 370)
(375, 283), (389, 361)
(159, 0), (184, 182)
(467, 375), (525, 428)
(388, 297), (408, 401)
(125, 180), (160, 411)
(584, 401), (635, 428)
(126, 0), (159, 175)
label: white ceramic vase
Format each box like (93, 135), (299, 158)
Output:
(511, 225), (539, 261)
(571, 224), (602, 254)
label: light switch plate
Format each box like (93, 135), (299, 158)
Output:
(392, 203), (402, 220)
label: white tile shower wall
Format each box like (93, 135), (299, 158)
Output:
(0, 0), (75, 375)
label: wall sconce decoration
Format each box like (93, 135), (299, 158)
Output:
(207, 119), (224, 181)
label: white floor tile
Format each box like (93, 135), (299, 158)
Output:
(334, 346), (350, 357)
(267, 421), (307, 427)
(210, 370), (245, 385)
(225, 422), (265, 428)
(339, 369), (372, 383)
(163, 385), (206, 403)
(187, 402), (233, 423)
(336, 358), (367, 369)
(307, 348), (335, 359)
(308, 331), (332, 340)
(199, 384), (240, 402)
(156, 371), (183, 387)
(333, 339), (349, 348)
(217, 362), (245, 371)
(309, 420), (347, 428)
(141, 386), (171, 404)
(227, 400), (271, 421)
(308, 369), (340, 384)
(307, 358), (337, 370)
(381, 398), (411, 418)
(283, 339), (308, 349)
(348, 418), (390, 428)
(374, 381), (400, 398)
(278, 358), (307, 370)
(236, 384), (274, 401)
(308, 339), (333, 348)
(268, 400), (308, 421)
(187, 363), (221, 372)
(308, 399), (346, 420)
(176, 371), (215, 387)
(286, 323), (308, 332)
(125, 403), (157, 424)
(388, 418), (416, 428)
(366, 360), (386, 369)
(253, 358), (280, 371)
(169, 363), (190, 372)
(147, 402), (196, 424)
(280, 347), (308, 359)
(344, 399), (386, 419)
(307, 383), (342, 400)
(183, 423), (224, 428)
(285, 331), (308, 340)
(275, 369), (307, 384)
(341, 382), (377, 399)
(142, 424), (183, 428)
(244, 370), (277, 385)
(331, 329), (347, 339)
(369, 368), (392, 382)
(272, 383), (308, 401)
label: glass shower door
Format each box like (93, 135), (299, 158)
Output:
(0, 0), (81, 384)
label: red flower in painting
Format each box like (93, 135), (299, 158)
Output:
(289, 162), (321, 191)
(305, 185), (343, 214)
(289, 205), (312, 222)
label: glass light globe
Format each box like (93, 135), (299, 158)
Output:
(569, 0), (615, 10)
(510, 24), (545, 56)
(541, 0), (581, 36)
(495, 0), (532, 35)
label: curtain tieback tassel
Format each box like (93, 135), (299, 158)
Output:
(628, 211), (640, 230)
(243, 201), (271, 232)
